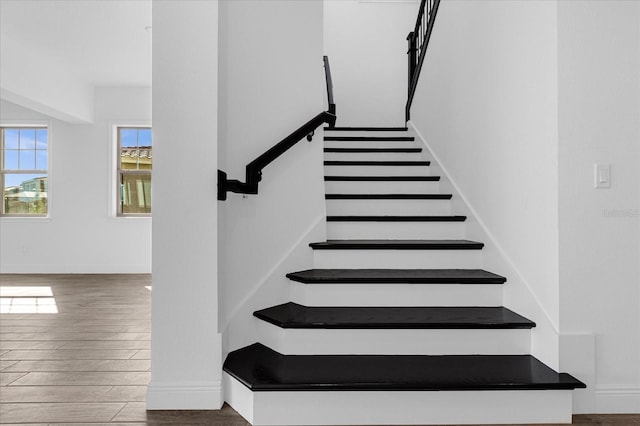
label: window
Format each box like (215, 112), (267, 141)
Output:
(117, 127), (152, 216)
(1, 127), (48, 216)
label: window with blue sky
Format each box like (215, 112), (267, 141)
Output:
(1, 127), (48, 216)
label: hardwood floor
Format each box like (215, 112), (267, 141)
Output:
(0, 274), (248, 425)
(0, 274), (637, 425)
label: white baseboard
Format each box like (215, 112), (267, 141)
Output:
(146, 381), (223, 410)
(595, 386), (640, 413)
(0, 264), (151, 274)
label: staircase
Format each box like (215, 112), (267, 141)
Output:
(223, 126), (585, 426)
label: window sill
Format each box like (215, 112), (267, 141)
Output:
(0, 216), (52, 223)
(109, 215), (152, 221)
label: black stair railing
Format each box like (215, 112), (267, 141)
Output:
(406, 0), (441, 122)
(323, 55), (336, 117)
(218, 57), (337, 201)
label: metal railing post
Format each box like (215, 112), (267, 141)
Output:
(407, 32), (417, 97)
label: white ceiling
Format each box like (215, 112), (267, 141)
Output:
(0, 0), (152, 87)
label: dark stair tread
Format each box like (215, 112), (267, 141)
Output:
(325, 176), (439, 181)
(325, 136), (415, 142)
(286, 269), (507, 284)
(327, 215), (466, 222)
(309, 240), (484, 250)
(254, 302), (535, 329)
(324, 148), (421, 153)
(326, 194), (452, 200)
(223, 343), (586, 391)
(324, 161), (430, 166)
(324, 127), (409, 131)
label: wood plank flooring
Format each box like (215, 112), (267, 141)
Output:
(0, 274), (248, 425)
(0, 274), (637, 425)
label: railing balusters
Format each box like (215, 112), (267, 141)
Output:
(407, 32), (417, 96)
(323, 56), (336, 120)
(405, 0), (441, 122)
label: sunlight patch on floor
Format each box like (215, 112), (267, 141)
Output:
(0, 286), (58, 313)
(0, 286), (53, 297)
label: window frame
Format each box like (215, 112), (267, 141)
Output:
(0, 123), (51, 218)
(114, 124), (152, 218)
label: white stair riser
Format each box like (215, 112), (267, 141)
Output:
(324, 130), (412, 138)
(325, 181), (439, 194)
(324, 165), (431, 176)
(224, 374), (573, 426)
(324, 152), (423, 161)
(325, 141), (417, 149)
(257, 323), (531, 355)
(290, 283), (503, 307)
(327, 221), (465, 239)
(313, 249), (483, 269)
(326, 199), (452, 215)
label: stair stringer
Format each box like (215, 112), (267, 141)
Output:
(409, 121), (560, 369)
(220, 215), (326, 361)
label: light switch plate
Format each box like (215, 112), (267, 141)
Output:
(594, 163), (611, 189)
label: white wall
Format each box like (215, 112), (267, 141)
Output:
(218, 0), (326, 353)
(411, 0), (640, 413)
(148, 0), (221, 410)
(324, 0), (418, 126)
(0, 88), (152, 273)
(558, 0), (640, 413)
(410, 0), (561, 366)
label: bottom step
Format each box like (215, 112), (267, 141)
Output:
(224, 375), (576, 425)
(223, 344), (584, 425)
(224, 344), (584, 392)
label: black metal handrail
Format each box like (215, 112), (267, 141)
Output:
(324, 55), (336, 117)
(406, 0), (441, 122)
(218, 57), (337, 201)
(217, 111), (336, 200)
